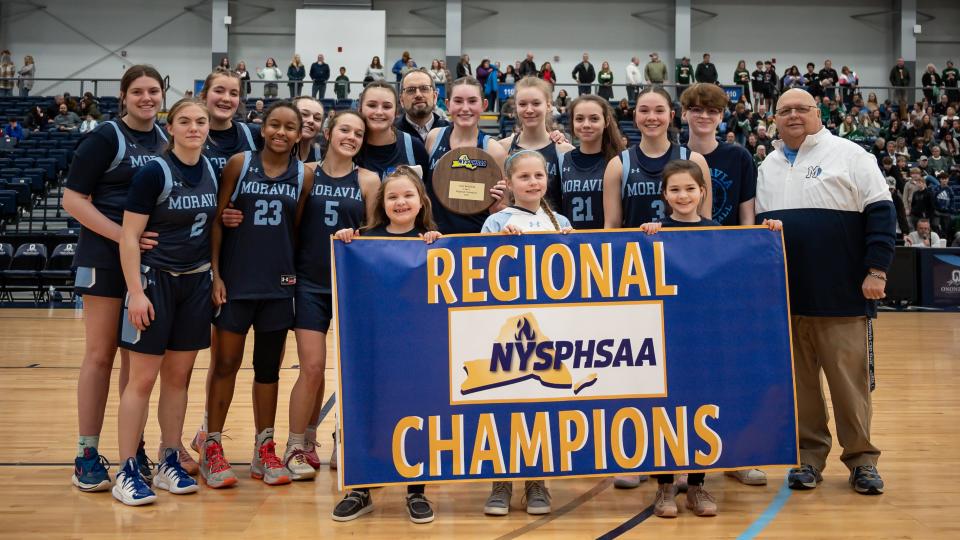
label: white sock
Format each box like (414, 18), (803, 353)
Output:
(78, 435), (99, 457)
(201, 412), (208, 432)
(206, 431), (222, 444)
(288, 432), (305, 451)
(305, 426), (318, 445)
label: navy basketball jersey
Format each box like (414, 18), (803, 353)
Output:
(428, 126), (494, 234)
(142, 154), (219, 273)
(358, 131), (418, 179)
(73, 120), (168, 269)
(620, 144), (688, 227)
(220, 151), (304, 299)
(296, 166), (365, 292)
(507, 136), (562, 210)
(204, 122), (258, 180)
(558, 149), (606, 230)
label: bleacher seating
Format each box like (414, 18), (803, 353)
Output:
(0, 242), (48, 303)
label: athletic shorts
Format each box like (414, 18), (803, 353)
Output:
(120, 267), (213, 355)
(74, 266), (126, 299)
(214, 297), (294, 334)
(294, 288), (332, 333)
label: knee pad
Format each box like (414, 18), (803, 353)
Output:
(252, 329), (287, 384)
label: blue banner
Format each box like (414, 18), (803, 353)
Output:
(333, 228), (798, 488)
(498, 84), (515, 102)
(722, 85), (744, 102)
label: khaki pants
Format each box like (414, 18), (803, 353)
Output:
(792, 316), (881, 472)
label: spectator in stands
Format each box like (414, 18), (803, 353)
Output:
(555, 89), (571, 116)
(235, 61), (251, 99)
(518, 52), (536, 79)
(79, 114), (98, 134)
(880, 156), (903, 192)
(456, 54), (472, 78)
(219, 57), (230, 70)
(499, 64), (516, 85)
(334, 67), (350, 99)
(753, 61), (770, 112)
(23, 104), (47, 132)
(921, 63), (941, 104)
(889, 57), (911, 106)
(917, 155), (931, 176)
(625, 57), (642, 102)
(257, 57), (282, 98)
(904, 218), (940, 246)
(476, 59), (493, 89)
(430, 59), (447, 87)
(782, 66), (803, 90)
(53, 103), (81, 132)
(943, 60), (959, 104)
(695, 53), (718, 84)
(940, 106), (958, 128)
(400, 58), (418, 79)
(756, 123), (773, 148)
(598, 61), (614, 100)
(754, 144), (767, 165)
(929, 145), (953, 175)
(484, 62), (500, 111)
(734, 60), (751, 104)
(908, 169), (935, 229)
(839, 115), (860, 140)
(731, 101), (751, 145)
(886, 177), (910, 236)
(870, 137), (887, 161)
(725, 131), (736, 144)
(839, 66), (858, 106)
(865, 92), (880, 112)
(745, 132), (759, 155)
(763, 61), (779, 110)
(79, 93), (101, 120)
(644, 52), (667, 87)
(940, 132), (958, 159)
(0, 50), (14, 97)
(310, 54), (330, 99)
(365, 56), (385, 84)
(676, 57), (693, 96)
(934, 94), (950, 116)
(818, 59), (839, 100)
(17, 55), (35, 97)
(246, 99), (265, 124)
(803, 62), (821, 98)
(572, 52), (596, 95)
(616, 98), (633, 122)
(908, 136), (928, 161)
(393, 51), (414, 81)
(932, 171), (954, 234)
(3, 117), (24, 140)
(396, 68), (448, 143)
(538, 61), (556, 87)
(287, 54), (305, 97)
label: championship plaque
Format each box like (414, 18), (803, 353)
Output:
(431, 147), (503, 215)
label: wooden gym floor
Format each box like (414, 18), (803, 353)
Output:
(0, 310), (957, 539)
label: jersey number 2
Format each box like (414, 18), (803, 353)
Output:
(190, 213), (207, 238)
(254, 199), (283, 226)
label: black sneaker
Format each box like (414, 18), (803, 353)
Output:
(406, 492), (435, 524)
(787, 463), (822, 490)
(849, 465), (884, 495)
(331, 490), (373, 522)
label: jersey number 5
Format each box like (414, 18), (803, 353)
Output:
(254, 199), (283, 226)
(324, 200), (339, 227)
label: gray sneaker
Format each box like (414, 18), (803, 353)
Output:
(483, 481), (513, 515)
(613, 475), (649, 489)
(523, 480), (551, 515)
(250, 439), (291, 485)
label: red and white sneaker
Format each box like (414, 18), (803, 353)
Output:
(302, 440), (321, 470)
(200, 440), (237, 489)
(251, 440), (291, 485)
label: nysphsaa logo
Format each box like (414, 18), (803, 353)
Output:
(448, 302), (667, 405)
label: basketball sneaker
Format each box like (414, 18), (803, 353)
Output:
(178, 443), (199, 476)
(153, 449), (199, 494)
(112, 457), (157, 506)
(200, 440), (237, 488)
(72, 447), (112, 492)
(189, 427), (206, 455)
(251, 439), (291, 485)
(135, 440), (155, 482)
(302, 439), (321, 470)
(284, 446), (317, 481)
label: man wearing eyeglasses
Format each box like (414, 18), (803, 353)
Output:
(756, 88), (896, 497)
(396, 68), (449, 143)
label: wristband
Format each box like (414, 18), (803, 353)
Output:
(868, 271), (887, 282)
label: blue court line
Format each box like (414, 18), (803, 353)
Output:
(595, 504), (655, 540)
(736, 477), (792, 540)
(317, 393), (336, 424)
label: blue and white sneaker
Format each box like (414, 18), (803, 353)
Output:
(136, 440), (155, 482)
(112, 457), (157, 506)
(153, 449), (199, 495)
(72, 447), (113, 492)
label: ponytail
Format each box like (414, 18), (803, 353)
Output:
(539, 198), (560, 231)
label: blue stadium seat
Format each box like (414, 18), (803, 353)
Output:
(47, 150), (69, 172)
(0, 192), (17, 227)
(23, 168), (46, 194)
(0, 167), (23, 179)
(13, 158), (35, 169)
(34, 158), (57, 183)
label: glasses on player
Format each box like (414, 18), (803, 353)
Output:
(687, 107), (723, 117)
(776, 105), (815, 117)
(402, 85), (434, 96)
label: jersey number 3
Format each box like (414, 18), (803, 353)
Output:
(254, 199), (283, 226)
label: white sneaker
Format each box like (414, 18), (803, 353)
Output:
(284, 445), (317, 481)
(726, 469), (767, 486)
(152, 450), (199, 494)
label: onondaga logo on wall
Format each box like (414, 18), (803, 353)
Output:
(448, 302), (667, 405)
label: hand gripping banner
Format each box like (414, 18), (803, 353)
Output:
(332, 227), (798, 488)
